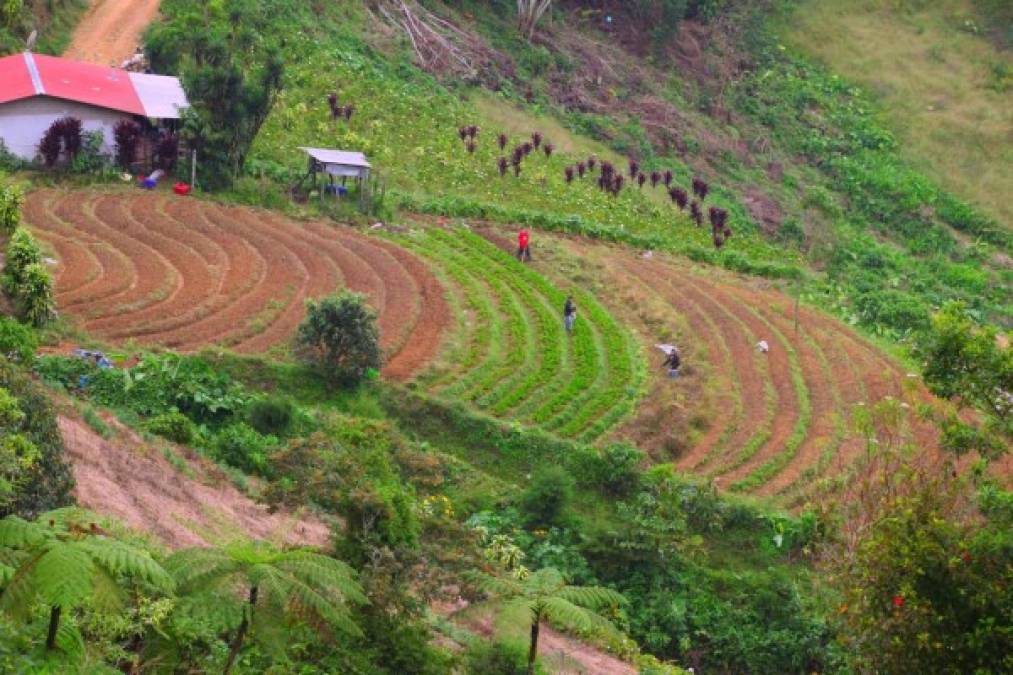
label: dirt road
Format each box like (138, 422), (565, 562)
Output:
(63, 0), (161, 66)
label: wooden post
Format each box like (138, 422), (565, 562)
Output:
(190, 149), (196, 189)
(794, 275), (801, 336)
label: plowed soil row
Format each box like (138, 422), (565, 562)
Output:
(26, 190), (448, 380)
(577, 245), (940, 495)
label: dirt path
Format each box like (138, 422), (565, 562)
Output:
(63, 0), (161, 66)
(60, 415), (330, 550)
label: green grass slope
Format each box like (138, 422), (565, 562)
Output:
(775, 0), (1012, 230)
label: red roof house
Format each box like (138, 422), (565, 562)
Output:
(0, 52), (189, 161)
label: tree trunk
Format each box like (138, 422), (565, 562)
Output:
(223, 585), (258, 675)
(45, 605), (61, 651)
(527, 618), (540, 675)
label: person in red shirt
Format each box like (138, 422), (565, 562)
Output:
(516, 229), (532, 262)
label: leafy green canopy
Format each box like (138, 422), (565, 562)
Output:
(295, 292), (382, 387)
(0, 362), (72, 520)
(145, 0), (288, 189)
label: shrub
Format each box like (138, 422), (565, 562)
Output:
(13, 263), (54, 327)
(0, 317), (37, 362)
(854, 289), (930, 333)
(3, 228), (42, 292)
(38, 116), (83, 167)
(570, 443), (643, 496)
(295, 292), (381, 387)
(0, 182), (22, 235)
(462, 640), (537, 675)
(245, 395), (294, 436)
(518, 465), (575, 529)
(113, 119), (141, 169)
(144, 411), (196, 445)
(212, 422), (277, 475)
(0, 361), (73, 518)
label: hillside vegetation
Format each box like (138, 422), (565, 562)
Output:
(0, 1), (1010, 673)
(776, 0), (1013, 230)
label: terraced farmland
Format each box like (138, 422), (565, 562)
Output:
(561, 242), (942, 501)
(390, 223), (646, 444)
(23, 190), (448, 379)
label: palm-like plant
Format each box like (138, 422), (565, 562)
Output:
(0, 508), (173, 655)
(475, 567), (625, 675)
(165, 540), (366, 674)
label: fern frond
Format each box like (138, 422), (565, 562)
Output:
(54, 619), (85, 660)
(39, 507), (103, 534)
(78, 539), (174, 591)
(165, 547), (238, 593)
(558, 585), (626, 610)
(278, 556), (366, 606)
(0, 563), (13, 586)
(34, 542), (95, 609)
(542, 597), (619, 637)
(89, 565), (124, 614)
(0, 549), (44, 620)
(286, 576), (363, 638)
(0, 516), (48, 548)
(469, 571), (524, 599)
(171, 592), (244, 634)
(527, 568), (565, 595)
(251, 600), (289, 658)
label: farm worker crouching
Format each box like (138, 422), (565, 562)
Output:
(563, 296), (577, 335)
(517, 229), (532, 262)
(662, 349), (681, 379)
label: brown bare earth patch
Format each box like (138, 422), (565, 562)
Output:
(60, 415), (329, 550)
(26, 189), (448, 381)
(63, 0), (162, 66)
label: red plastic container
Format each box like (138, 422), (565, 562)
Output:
(173, 182), (191, 196)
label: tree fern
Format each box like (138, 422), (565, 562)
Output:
(0, 508), (173, 655)
(165, 540), (366, 674)
(473, 566), (627, 675)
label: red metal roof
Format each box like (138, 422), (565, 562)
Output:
(32, 53), (145, 115)
(0, 54), (36, 105)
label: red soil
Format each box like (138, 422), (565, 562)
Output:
(25, 190), (448, 381)
(61, 414), (329, 550)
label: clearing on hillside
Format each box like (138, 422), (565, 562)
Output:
(24, 190), (448, 379)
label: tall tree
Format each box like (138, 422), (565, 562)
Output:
(474, 567), (625, 675)
(165, 540), (367, 674)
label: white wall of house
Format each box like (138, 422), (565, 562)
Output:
(0, 96), (130, 161)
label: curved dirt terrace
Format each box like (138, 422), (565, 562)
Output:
(63, 0), (162, 66)
(555, 241), (946, 496)
(60, 415), (329, 550)
(26, 190), (448, 380)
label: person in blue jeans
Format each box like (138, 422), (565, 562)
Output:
(563, 296), (576, 335)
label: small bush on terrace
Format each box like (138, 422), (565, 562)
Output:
(212, 422), (277, 476)
(144, 411), (196, 445)
(0, 317), (37, 362)
(519, 465), (575, 529)
(245, 395), (294, 436)
(0, 182), (22, 235)
(13, 263), (55, 327)
(295, 292), (381, 388)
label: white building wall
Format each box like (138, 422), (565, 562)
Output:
(0, 96), (130, 161)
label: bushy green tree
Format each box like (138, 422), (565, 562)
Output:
(518, 465), (574, 529)
(474, 567), (625, 675)
(917, 302), (1011, 447)
(295, 292), (381, 387)
(165, 540), (366, 674)
(145, 0), (284, 189)
(0, 316), (37, 362)
(13, 263), (55, 327)
(0, 361), (72, 518)
(0, 182), (21, 235)
(0, 508), (173, 656)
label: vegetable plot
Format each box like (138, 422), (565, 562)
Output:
(23, 190), (448, 380)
